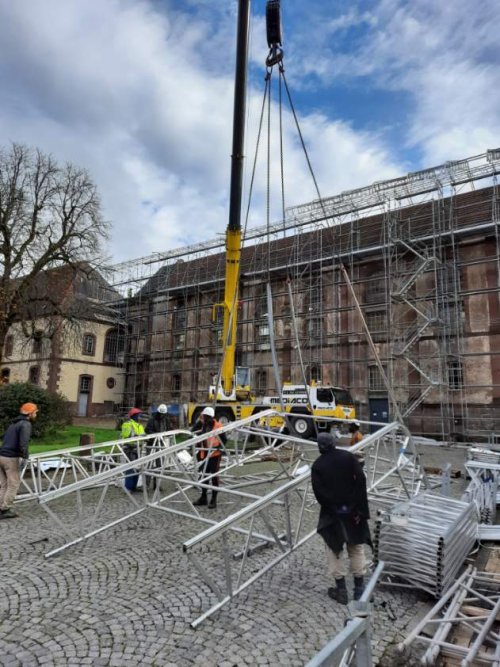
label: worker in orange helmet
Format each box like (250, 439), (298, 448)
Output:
(0, 402), (39, 519)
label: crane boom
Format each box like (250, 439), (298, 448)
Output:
(219, 0), (250, 399)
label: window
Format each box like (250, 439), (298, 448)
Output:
(212, 305), (224, 346)
(4, 335), (13, 357)
(255, 369), (267, 395)
(309, 365), (321, 383)
(256, 323), (270, 350)
(365, 310), (386, 333)
(171, 374), (181, 393)
(1, 368), (10, 384)
(29, 366), (40, 385)
(80, 375), (92, 392)
(82, 333), (96, 356)
(306, 317), (323, 340)
(448, 359), (464, 390)
(368, 365), (387, 391)
(106, 377), (116, 389)
(365, 273), (386, 305)
(103, 328), (124, 364)
(172, 299), (187, 331)
(32, 331), (43, 354)
(365, 309), (387, 341)
(173, 333), (185, 350)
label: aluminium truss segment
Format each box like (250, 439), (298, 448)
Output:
(35, 416), (425, 625)
(400, 565), (500, 666)
(180, 420), (424, 626)
(462, 448), (500, 524)
(374, 493), (478, 598)
(16, 431), (188, 502)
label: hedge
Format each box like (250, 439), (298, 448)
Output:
(0, 382), (72, 438)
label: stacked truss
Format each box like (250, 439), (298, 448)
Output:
(374, 493), (478, 597)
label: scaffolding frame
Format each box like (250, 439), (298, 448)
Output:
(101, 149), (500, 440)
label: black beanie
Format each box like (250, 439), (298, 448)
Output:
(317, 432), (335, 453)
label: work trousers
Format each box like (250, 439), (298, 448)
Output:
(0, 456), (21, 510)
(198, 456), (221, 495)
(326, 543), (367, 579)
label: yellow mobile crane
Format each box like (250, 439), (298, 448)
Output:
(188, 0), (356, 438)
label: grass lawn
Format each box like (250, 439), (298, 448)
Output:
(30, 425), (118, 454)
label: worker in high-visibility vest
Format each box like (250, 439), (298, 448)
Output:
(121, 407), (145, 493)
(191, 407), (227, 509)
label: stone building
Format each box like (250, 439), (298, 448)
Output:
(110, 151), (500, 441)
(1, 264), (124, 416)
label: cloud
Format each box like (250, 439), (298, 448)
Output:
(0, 0), (404, 263)
(290, 0), (500, 165)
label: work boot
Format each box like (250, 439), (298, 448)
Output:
(208, 492), (218, 509)
(327, 577), (348, 605)
(0, 508), (19, 519)
(193, 493), (208, 507)
(353, 576), (365, 601)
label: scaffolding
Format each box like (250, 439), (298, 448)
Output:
(102, 149), (500, 441)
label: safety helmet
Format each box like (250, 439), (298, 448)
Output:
(201, 406), (215, 418)
(20, 402), (38, 415)
(128, 407), (142, 418)
(157, 404), (168, 414)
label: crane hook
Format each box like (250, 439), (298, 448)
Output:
(265, 0), (283, 68)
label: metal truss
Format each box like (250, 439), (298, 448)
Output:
(180, 421), (424, 626)
(399, 565), (500, 666)
(17, 430), (189, 502)
(462, 448), (500, 525)
(34, 415), (426, 625)
(374, 493), (478, 598)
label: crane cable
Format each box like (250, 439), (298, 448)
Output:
(278, 64), (404, 423)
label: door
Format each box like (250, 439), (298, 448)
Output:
(369, 397), (389, 433)
(77, 375), (92, 417)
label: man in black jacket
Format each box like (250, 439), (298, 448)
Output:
(145, 404), (171, 435)
(0, 402), (38, 519)
(311, 432), (371, 604)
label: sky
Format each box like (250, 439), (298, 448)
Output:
(0, 0), (499, 263)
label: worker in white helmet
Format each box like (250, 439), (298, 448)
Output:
(191, 406), (227, 509)
(145, 403), (171, 435)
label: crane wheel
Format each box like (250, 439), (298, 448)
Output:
(291, 415), (313, 439)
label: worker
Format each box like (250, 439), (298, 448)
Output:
(192, 407), (226, 509)
(145, 404), (171, 435)
(121, 407), (145, 492)
(0, 402), (38, 519)
(349, 422), (363, 446)
(311, 432), (371, 604)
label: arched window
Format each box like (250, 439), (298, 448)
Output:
(82, 333), (96, 356)
(29, 366), (40, 385)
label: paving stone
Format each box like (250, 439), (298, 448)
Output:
(0, 482), (465, 666)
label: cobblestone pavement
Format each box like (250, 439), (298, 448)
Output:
(0, 445), (469, 666)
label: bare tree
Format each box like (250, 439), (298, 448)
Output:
(0, 143), (110, 364)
